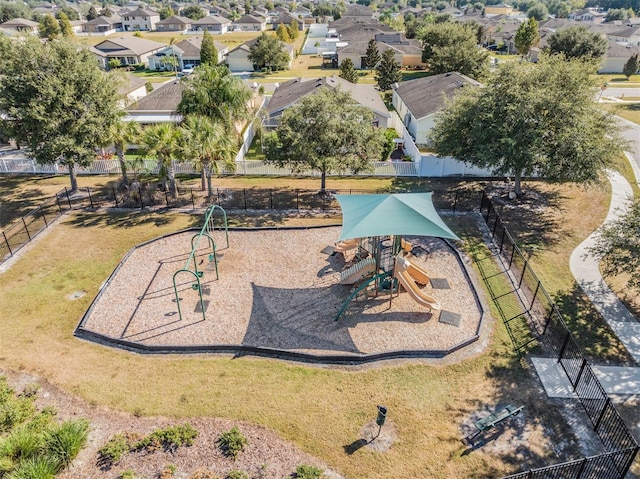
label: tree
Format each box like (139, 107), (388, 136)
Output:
(99, 7), (112, 17)
(138, 123), (180, 198)
(58, 12), (73, 37)
(605, 8), (630, 22)
(178, 115), (237, 198)
(429, 55), (623, 196)
(0, 1), (30, 23)
(108, 58), (122, 70)
(0, 37), (120, 192)
(364, 39), (380, 69)
(57, 7), (79, 21)
(159, 6), (175, 20)
(178, 64), (253, 133)
(623, 53), (640, 79)
(526, 3), (548, 20)
(514, 17), (539, 56)
(181, 5), (205, 20)
(200, 30), (218, 65)
(264, 88), (384, 192)
(276, 23), (291, 42)
(375, 49), (401, 91)
(247, 33), (290, 72)
(86, 5), (98, 20)
(590, 200), (640, 293)
(287, 19), (299, 40)
(108, 116), (140, 186)
(419, 22), (488, 80)
(339, 58), (359, 83)
(39, 14), (60, 40)
(548, 26), (608, 61)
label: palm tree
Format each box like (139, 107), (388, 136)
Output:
(177, 65), (253, 134)
(139, 123), (180, 198)
(178, 115), (237, 199)
(108, 117), (140, 186)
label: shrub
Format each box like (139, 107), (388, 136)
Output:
(226, 470), (248, 479)
(217, 427), (247, 459)
(4, 427), (45, 461)
(7, 455), (59, 478)
(160, 464), (177, 478)
(189, 469), (219, 479)
(44, 419), (89, 467)
(136, 424), (198, 452)
(98, 434), (130, 465)
(120, 469), (139, 479)
(294, 464), (323, 479)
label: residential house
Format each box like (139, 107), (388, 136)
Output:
(92, 36), (166, 68)
(118, 74), (148, 107)
(148, 36), (228, 70)
(125, 79), (184, 124)
(232, 14), (267, 31)
(606, 25), (640, 46)
(484, 3), (514, 16)
(120, 8), (160, 31)
(0, 18), (39, 34)
(337, 32), (424, 69)
(226, 37), (294, 71)
(155, 15), (192, 32)
(291, 5), (312, 18)
(191, 15), (232, 33)
(341, 4), (374, 19)
(599, 41), (640, 72)
(272, 12), (304, 30)
(265, 76), (391, 129)
(70, 19), (85, 34)
(392, 72), (480, 147)
(82, 15), (122, 35)
(568, 7), (606, 24)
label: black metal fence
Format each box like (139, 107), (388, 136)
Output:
(0, 185), (482, 264)
(479, 194), (639, 479)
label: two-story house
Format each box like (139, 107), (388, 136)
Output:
(121, 8), (160, 31)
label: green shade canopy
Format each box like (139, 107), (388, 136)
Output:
(335, 193), (460, 241)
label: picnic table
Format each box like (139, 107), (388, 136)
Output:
(475, 404), (524, 432)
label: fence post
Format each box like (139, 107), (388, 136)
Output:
(480, 190), (486, 212)
(499, 229), (506, 253)
(243, 189), (247, 209)
(485, 201), (492, 222)
(191, 189), (195, 210)
(2, 231), (12, 256)
(518, 259), (528, 288)
(508, 245), (516, 269)
(573, 358), (588, 391)
(56, 195), (63, 215)
(453, 190), (458, 213)
(557, 332), (571, 363)
(87, 188), (94, 208)
(21, 218), (31, 241)
(296, 190), (299, 210)
(575, 457), (588, 478)
(64, 187), (72, 209)
(40, 207), (48, 227)
(594, 397), (611, 432)
(492, 215), (499, 235)
(530, 281), (540, 310)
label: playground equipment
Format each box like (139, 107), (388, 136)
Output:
(172, 205), (229, 321)
(340, 257), (377, 285)
(393, 256), (441, 311)
(334, 238), (360, 254)
(403, 252), (430, 285)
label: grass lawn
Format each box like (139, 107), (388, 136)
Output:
(0, 205), (587, 479)
(600, 103), (640, 124)
(596, 73), (640, 86)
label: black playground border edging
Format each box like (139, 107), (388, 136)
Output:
(75, 224), (486, 365)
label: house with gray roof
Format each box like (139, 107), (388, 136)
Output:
(0, 18), (39, 34)
(92, 36), (166, 69)
(121, 8), (160, 31)
(232, 14), (267, 31)
(337, 32), (424, 69)
(155, 15), (192, 32)
(82, 15), (122, 35)
(226, 36), (294, 71)
(125, 79), (184, 124)
(191, 15), (232, 33)
(118, 74), (148, 107)
(148, 36), (228, 70)
(392, 72), (480, 147)
(265, 76), (391, 129)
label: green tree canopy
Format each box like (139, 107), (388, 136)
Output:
(287, 19), (299, 40)
(418, 22), (488, 80)
(264, 88), (385, 191)
(364, 38), (380, 69)
(339, 57), (359, 83)
(276, 23), (291, 42)
(590, 200), (640, 293)
(178, 64), (253, 133)
(107, 115), (140, 186)
(159, 6), (175, 19)
(86, 5), (98, 20)
(247, 33), (290, 72)
(138, 123), (180, 198)
(604, 7), (631, 22)
(0, 1), (31, 23)
(547, 26), (608, 62)
(0, 37), (121, 191)
(200, 30), (219, 65)
(57, 6), (79, 21)
(429, 55), (623, 196)
(39, 14), (60, 40)
(58, 12), (73, 37)
(375, 49), (401, 91)
(526, 3), (548, 20)
(514, 17), (539, 56)
(181, 5), (206, 20)
(623, 53), (639, 79)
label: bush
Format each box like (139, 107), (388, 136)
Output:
(294, 464), (323, 479)
(7, 455), (59, 478)
(160, 464), (177, 478)
(44, 419), (89, 467)
(136, 424), (198, 452)
(120, 469), (139, 479)
(4, 427), (45, 461)
(226, 470), (248, 479)
(98, 434), (130, 465)
(189, 469), (219, 479)
(217, 427), (247, 459)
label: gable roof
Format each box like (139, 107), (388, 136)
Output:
(267, 76), (390, 119)
(126, 79), (184, 112)
(94, 36), (166, 55)
(156, 15), (191, 25)
(1, 17), (39, 28)
(233, 14), (265, 24)
(192, 15), (231, 25)
(604, 41), (640, 58)
(85, 15), (121, 26)
(119, 73), (147, 95)
(122, 8), (157, 17)
(393, 72), (481, 121)
(229, 36), (294, 55)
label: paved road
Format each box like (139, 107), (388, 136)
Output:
(602, 87), (640, 99)
(618, 115), (640, 169)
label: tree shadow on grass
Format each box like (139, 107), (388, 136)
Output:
(64, 211), (195, 229)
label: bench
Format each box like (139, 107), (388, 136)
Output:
(474, 404), (524, 432)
